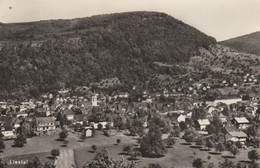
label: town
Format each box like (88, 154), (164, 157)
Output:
(1, 51), (260, 168)
(0, 5), (260, 168)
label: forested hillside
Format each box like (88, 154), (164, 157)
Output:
(0, 12), (216, 98)
(220, 31), (260, 56)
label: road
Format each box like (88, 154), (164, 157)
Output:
(55, 148), (76, 168)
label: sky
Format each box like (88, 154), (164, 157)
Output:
(0, 0), (260, 41)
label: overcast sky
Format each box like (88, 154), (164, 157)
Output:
(0, 0), (260, 41)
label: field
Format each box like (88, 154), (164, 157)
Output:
(74, 135), (253, 168)
(0, 129), (258, 168)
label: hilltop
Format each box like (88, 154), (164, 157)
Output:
(0, 11), (216, 98)
(220, 31), (260, 56)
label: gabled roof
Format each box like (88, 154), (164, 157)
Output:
(225, 125), (238, 133)
(1, 125), (13, 131)
(228, 131), (247, 138)
(37, 108), (45, 113)
(74, 114), (88, 121)
(63, 108), (74, 115)
(219, 113), (226, 118)
(197, 119), (210, 126)
(35, 117), (55, 125)
(234, 117), (249, 124)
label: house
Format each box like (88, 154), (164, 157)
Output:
(74, 114), (88, 125)
(16, 112), (28, 118)
(233, 117), (250, 130)
(171, 118), (179, 128)
(218, 113), (227, 124)
(35, 117), (56, 132)
(63, 108), (75, 120)
(1, 126), (16, 140)
(226, 131), (247, 143)
(9, 118), (22, 129)
(83, 126), (93, 137)
(206, 97), (242, 106)
(91, 94), (98, 107)
(118, 92), (130, 98)
(195, 119), (210, 130)
(90, 121), (114, 129)
(171, 113), (186, 123)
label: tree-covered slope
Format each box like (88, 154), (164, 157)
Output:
(0, 11), (216, 98)
(220, 31), (260, 56)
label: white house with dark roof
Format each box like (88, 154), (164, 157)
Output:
(1, 125), (16, 140)
(226, 131), (247, 143)
(196, 119), (210, 130)
(63, 108), (75, 120)
(233, 117), (250, 130)
(206, 97), (242, 106)
(35, 117), (56, 131)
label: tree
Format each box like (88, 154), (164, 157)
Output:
(192, 158), (203, 168)
(216, 142), (225, 153)
(129, 150), (141, 160)
(218, 159), (235, 168)
(97, 123), (103, 130)
(64, 140), (69, 147)
(206, 125), (216, 135)
(140, 125), (166, 157)
(56, 112), (66, 127)
(18, 123), (35, 138)
(0, 159), (7, 168)
(92, 145), (97, 153)
(59, 128), (68, 141)
(179, 121), (187, 131)
(44, 162), (55, 168)
(207, 162), (214, 168)
(0, 138), (5, 152)
(247, 125), (257, 137)
(123, 145), (132, 155)
(206, 139), (215, 150)
(196, 137), (205, 146)
(183, 130), (197, 143)
(82, 149), (133, 168)
(164, 137), (175, 148)
(25, 157), (42, 168)
(105, 123), (110, 130)
(148, 163), (162, 168)
(14, 134), (27, 147)
(51, 149), (60, 159)
(248, 150), (260, 163)
(229, 146), (239, 157)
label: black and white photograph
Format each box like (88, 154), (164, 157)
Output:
(0, 0), (260, 167)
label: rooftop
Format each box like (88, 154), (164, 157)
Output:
(228, 131), (247, 138)
(234, 117), (249, 124)
(35, 117), (55, 125)
(197, 119), (210, 126)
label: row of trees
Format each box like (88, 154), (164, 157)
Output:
(193, 149), (260, 168)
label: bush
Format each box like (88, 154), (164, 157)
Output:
(51, 149), (60, 159)
(14, 134), (27, 147)
(123, 145), (131, 155)
(179, 121), (187, 131)
(92, 145), (97, 152)
(148, 163), (162, 168)
(164, 137), (175, 148)
(192, 158), (203, 168)
(104, 131), (109, 137)
(98, 123), (103, 130)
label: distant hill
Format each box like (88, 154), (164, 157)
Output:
(0, 11), (216, 98)
(220, 31), (260, 56)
